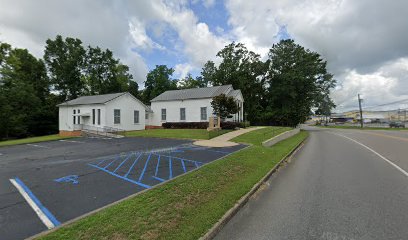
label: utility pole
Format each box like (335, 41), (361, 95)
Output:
(358, 94), (364, 128)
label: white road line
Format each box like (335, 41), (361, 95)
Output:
(9, 179), (56, 229)
(26, 144), (50, 149)
(331, 132), (408, 177)
(59, 139), (83, 143)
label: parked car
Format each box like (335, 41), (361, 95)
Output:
(389, 121), (405, 128)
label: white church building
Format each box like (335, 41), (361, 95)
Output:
(58, 85), (243, 136)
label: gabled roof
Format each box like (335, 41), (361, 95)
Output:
(227, 89), (242, 99)
(150, 85), (234, 102)
(58, 92), (127, 106)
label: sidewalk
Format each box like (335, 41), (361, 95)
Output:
(194, 127), (264, 147)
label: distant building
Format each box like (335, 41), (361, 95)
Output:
(147, 85), (244, 127)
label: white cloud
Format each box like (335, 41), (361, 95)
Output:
(333, 58), (408, 111)
(153, 1), (229, 66)
(225, 0), (408, 111)
(129, 19), (165, 51)
(174, 63), (197, 79)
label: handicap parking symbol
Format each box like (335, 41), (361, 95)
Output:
(54, 175), (79, 185)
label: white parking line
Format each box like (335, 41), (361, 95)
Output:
(59, 139), (83, 143)
(10, 178), (60, 229)
(332, 132), (408, 177)
(26, 144), (50, 149)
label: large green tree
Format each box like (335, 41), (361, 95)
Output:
(0, 42), (56, 139)
(44, 35), (85, 101)
(206, 42), (266, 123)
(82, 46), (136, 95)
(265, 39), (336, 126)
(142, 65), (177, 103)
(178, 73), (206, 89)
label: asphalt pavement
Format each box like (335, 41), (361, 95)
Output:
(215, 127), (408, 240)
(0, 137), (245, 240)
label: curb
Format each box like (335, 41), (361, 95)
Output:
(262, 128), (300, 147)
(27, 144), (250, 240)
(199, 133), (308, 240)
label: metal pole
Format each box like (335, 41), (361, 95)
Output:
(358, 94), (364, 128)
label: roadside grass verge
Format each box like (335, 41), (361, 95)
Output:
(0, 134), (74, 147)
(232, 126), (292, 145)
(38, 128), (308, 240)
(125, 129), (232, 140)
(319, 125), (407, 131)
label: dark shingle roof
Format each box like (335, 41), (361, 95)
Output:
(151, 85), (233, 102)
(58, 92), (127, 106)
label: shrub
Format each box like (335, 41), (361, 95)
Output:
(220, 122), (241, 129)
(162, 122), (209, 129)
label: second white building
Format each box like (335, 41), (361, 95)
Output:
(147, 85), (244, 127)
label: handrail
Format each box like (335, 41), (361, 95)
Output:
(74, 124), (125, 136)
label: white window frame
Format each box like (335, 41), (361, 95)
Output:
(114, 109), (121, 124)
(97, 109), (101, 125)
(134, 110), (140, 124)
(200, 107), (207, 121)
(180, 108), (186, 121)
(161, 108), (166, 121)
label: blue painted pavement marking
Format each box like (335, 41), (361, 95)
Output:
(13, 177), (61, 227)
(124, 152), (143, 178)
(169, 156), (173, 179)
(138, 153), (152, 181)
(96, 158), (109, 167)
(113, 152), (134, 173)
(181, 159), (186, 173)
(152, 176), (165, 182)
(154, 154), (161, 176)
(151, 153), (203, 165)
(88, 163), (151, 189)
(54, 175), (79, 184)
(103, 154), (120, 169)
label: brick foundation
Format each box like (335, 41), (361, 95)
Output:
(59, 130), (82, 137)
(145, 125), (163, 130)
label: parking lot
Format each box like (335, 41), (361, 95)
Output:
(0, 137), (245, 240)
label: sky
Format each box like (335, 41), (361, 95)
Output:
(1, 0), (408, 112)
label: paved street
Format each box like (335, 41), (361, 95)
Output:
(215, 127), (408, 240)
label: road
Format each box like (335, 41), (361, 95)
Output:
(215, 127), (408, 240)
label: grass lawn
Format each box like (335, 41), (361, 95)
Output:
(232, 126), (292, 145)
(319, 125), (408, 131)
(124, 128), (232, 140)
(0, 134), (74, 147)
(38, 127), (308, 240)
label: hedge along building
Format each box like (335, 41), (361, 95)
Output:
(58, 92), (150, 136)
(147, 85), (244, 128)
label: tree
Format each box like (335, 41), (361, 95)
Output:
(207, 42), (266, 123)
(44, 35), (86, 101)
(211, 94), (239, 119)
(265, 39), (336, 126)
(178, 73), (206, 89)
(0, 43), (54, 139)
(142, 65), (177, 103)
(201, 61), (216, 86)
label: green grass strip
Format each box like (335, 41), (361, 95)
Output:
(0, 134), (74, 147)
(38, 128), (308, 240)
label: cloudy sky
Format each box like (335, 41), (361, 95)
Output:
(1, 0), (407, 111)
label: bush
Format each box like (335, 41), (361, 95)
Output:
(162, 122), (209, 129)
(220, 122), (241, 129)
